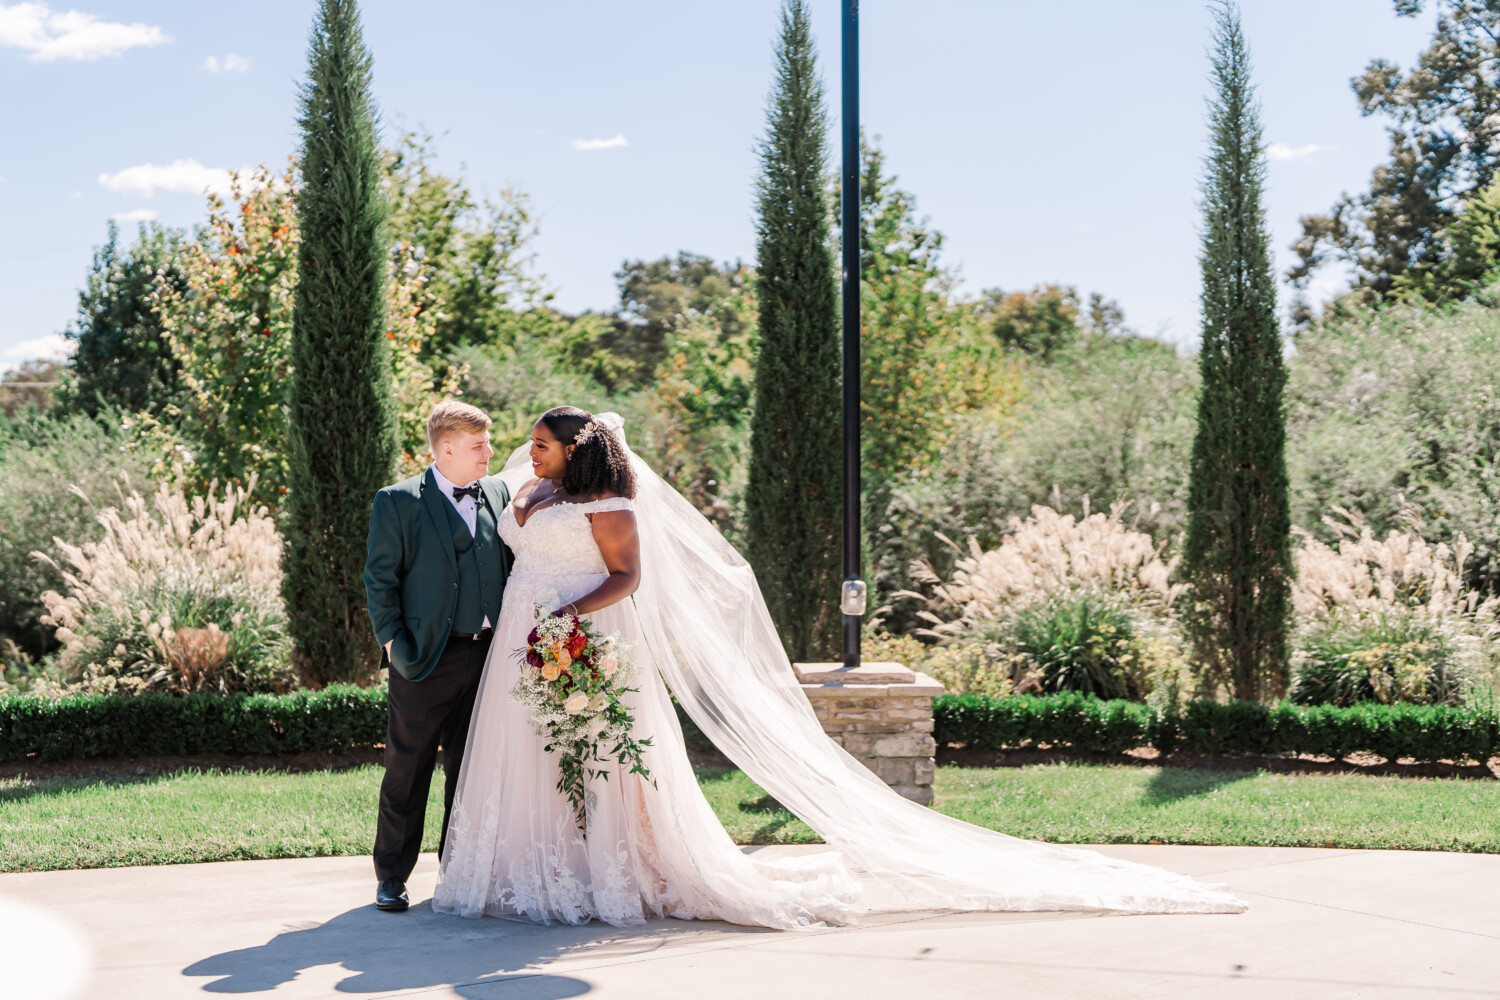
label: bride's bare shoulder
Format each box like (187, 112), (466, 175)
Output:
(513, 477), (546, 507)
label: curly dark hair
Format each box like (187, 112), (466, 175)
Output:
(539, 406), (637, 499)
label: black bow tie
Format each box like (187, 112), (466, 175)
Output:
(452, 485), (481, 503)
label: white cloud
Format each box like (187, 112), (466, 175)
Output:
(203, 53), (249, 73)
(4, 333), (72, 362)
(112, 207), (156, 222)
(571, 133), (629, 151)
(98, 158), (233, 198)
(1268, 142), (1328, 162)
(0, 2), (170, 62)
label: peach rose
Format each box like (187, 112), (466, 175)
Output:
(599, 651), (619, 678)
(556, 648), (572, 670)
(541, 662), (562, 682)
(564, 690), (590, 715)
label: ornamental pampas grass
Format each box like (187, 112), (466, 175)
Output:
(32, 478), (291, 695)
(906, 501), (1180, 636)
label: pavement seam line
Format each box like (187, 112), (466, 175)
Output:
(1232, 888), (1500, 941)
(1193, 849), (1363, 877)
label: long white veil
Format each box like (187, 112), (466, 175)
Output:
(500, 413), (1244, 915)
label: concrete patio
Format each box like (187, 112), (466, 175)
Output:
(3, 843), (1498, 999)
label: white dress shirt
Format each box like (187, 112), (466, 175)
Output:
(429, 464), (490, 629)
(430, 464), (479, 537)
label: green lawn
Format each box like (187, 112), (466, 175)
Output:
(3, 762), (1499, 873)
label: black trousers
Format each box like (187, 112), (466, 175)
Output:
(374, 632), (490, 882)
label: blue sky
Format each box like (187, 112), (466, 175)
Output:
(0, 1), (1435, 370)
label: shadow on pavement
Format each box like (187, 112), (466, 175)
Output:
(182, 899), (763, 996)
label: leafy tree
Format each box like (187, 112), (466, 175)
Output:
(140, 163), (460, 501)
(1182, 3), (1293, 702)
(745, 0), (842, 661)
(856, 138), (1016, 495)
(1290, 0), (1500, 310)
(61, 221), (186, 416)
(616, 254), (758, 526)
(556, 253), (754, 392)
(139, 166), (300, 498)
(980, 284), (1082, 360)
(382, 129), (547, 354)
(282, 0), (396, 685)
(1392, 171), (1500, 302)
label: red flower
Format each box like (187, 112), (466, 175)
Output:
(525, 648), (543, 669)
(526, 627), (540, 645)
(566, 633), (588, 657)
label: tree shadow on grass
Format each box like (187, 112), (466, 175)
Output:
(1141, 767), (1259, 805)
(183, 900), (769, 996)
(0, 773), (160, 807)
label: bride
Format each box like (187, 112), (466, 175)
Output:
(432, 406), (1245, 928)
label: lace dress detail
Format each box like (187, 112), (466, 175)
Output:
(432, 492), (859, 929)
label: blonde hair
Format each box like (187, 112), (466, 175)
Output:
(426, 399), (492, 453)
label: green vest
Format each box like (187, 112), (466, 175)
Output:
(443, 495), (502, 634)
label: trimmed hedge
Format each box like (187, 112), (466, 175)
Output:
(0, 686), (386, 762)
(934, 692), (1500, 764)
(2, 687), (1496, 765)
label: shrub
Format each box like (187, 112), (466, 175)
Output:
(861, 631), (1013, 698)
(933, 692), (1500, 764)
(0, 411), (152, 657)
(1292, 610), (1465, 706)
(33, 479), (292, 695)
(1286, 300), (1500, 592)
(0, 685), (385, 762)
(1290, 508), (1498, 705)
(1000, 589), (1144, 700)
(908, 502), (1179, 634)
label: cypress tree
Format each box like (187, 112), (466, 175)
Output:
(282, 0), (396, 686)
(745, 0), (842, 662)
(1183, 2), (1293, 702)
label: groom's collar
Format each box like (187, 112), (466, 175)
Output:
(429, 464), (478, 495)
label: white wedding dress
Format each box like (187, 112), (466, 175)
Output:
(433, 415), (1245, 929)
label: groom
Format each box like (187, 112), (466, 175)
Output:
(363, 399), (513, 913)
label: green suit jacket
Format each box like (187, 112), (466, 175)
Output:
(364, 468), (513, 681)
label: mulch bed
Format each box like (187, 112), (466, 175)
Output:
(0, 746), (738, 784)
(4, 745), (1495, 784)
(939, 745), (1500, 780)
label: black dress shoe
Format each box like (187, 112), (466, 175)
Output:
(376, 878), (409, 912)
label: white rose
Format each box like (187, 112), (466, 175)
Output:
(588, 692), (609, 712)
(564, 690), (590, 715)
(587, 716), (608, 739)
(599, 651), (619, 678)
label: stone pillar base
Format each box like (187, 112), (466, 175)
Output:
(794, 661), (944, 806)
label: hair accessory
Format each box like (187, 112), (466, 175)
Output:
(572, 419), (602, 448)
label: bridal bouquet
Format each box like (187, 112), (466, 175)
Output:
(509, 612), (653, 828)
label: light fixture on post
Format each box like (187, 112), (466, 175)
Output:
(839, 0), (863, 668)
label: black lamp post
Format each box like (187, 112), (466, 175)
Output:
(839, 0), (865, 667)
